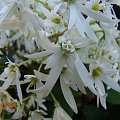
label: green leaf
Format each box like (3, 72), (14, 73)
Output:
(107, 89), (120, 105)
(83, 104), (109, 120)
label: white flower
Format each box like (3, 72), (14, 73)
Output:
(89, 61), (120, 109)
(0, 91), (17, 114)
(53, 0), (113, 43)
(26, 29), (97, 113)
(25, 70), (48, 106)
(0, 59), (22, 103)
(39, 5), (65, 37)
(28, 109), (51, 120)
(60, 67), (86, 113)
(0, 0), (43, 39)
(53, 106), (72, 120)
(12, 103), (26, 119)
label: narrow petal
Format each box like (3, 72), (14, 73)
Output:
(36, 93), (43, 107)
(95, 79), (105, 96)
(25, 8), (43, 31)
(73, 53), (97, 95)
(15, 68), (23, 104)
(42, 59), (65, 97)
(77, 4), (113, 23)
(78, 13), (98, 42)
(68, 4), (77, 29)
(25, 51), (52, 59)
(40, 5), (52, 19)
(54, 3), (63, 13)
(1, 73), (14, 91)
(53, 106), (72, 120)
(0, 3), (16, 25)
(34, 70), (48, 81)
(75, 15), (85, 36)
(36, 31), (54, 50)
(60, 75), (78, 113)
(100, 95), (107, 109)
(73, 70), (86, 94)
(45, 50), (63, 69)
(0, 20), (24, 30)
(102, 75), (120, 92)
(62, 70), (78, 91)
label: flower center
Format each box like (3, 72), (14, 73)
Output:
(61, 40), (75, 53)
(91, 3), (100, 11)
(31, 77), (38, 84)
(92, 67), (102, 78)
(52, 17), (61, 24)
(9, 65), (16, 72)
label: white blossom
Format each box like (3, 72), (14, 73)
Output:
(53, 106), (72, 120)
(0, 59), (22, 103)
(89, 61), (120, 109)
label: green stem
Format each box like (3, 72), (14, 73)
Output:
(36, 0), (51, 11)
(38, 61), (43, 71)
(50, 93), (59, 107)
(17, 58), (37, 67)
(1, 110), (5, 120)
(23, 96), (32, 102)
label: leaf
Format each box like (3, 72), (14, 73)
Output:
(107, 89), (120, 105)
(83, 104), (109, 120)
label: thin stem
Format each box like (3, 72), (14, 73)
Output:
(50, 93), (59, 107)
(23, 96), (32, 102)
(17, 59), (31, 67)
(17, 58), (37, 67)
(38, 61), (43, 71)
(1, 110), (5, 120)
(36, 0), (51, 11)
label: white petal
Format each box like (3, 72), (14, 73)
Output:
(0, 3), (16, 25)
(30, 58), (65, 97)
(19, 0), (26, 3)
(25, 8), (43, 31)
(34, 70), (48, 81)
(25, 51), (52, 59)
(40, 5), (52, 19)
(54, 3), (63, 13)
(53, 106), (72, 120)
(74, 37), (89, 48)
(15, 68), (22, 104)
(102, 75), (120, 92)
(62, 70), (78, 91)
(95, 79), (105, 96)
(78, 13), (98, 43)
(36, 93), (43, 107)
(1, 73), (14, 91)
(42, 59), (65, 97)
(73, 53), (97, 95)
(0, 20), (24, 30)
(68, 4), (77, 29)
(73, 70), (86, 94)
(60, 75), (78, 113)
(75, 15), (85, 36)
(36, 31), (54, 50)
(77, 4), (113, 23)
(45, 50), (63, 69)
(100, 95), (107, 109)
(11, 80), (31, 85)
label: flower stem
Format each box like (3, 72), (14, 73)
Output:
(36, 0), (51, 11)
(50, 93), (59, 107)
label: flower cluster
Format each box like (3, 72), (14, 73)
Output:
(0, 0), (120, 119)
